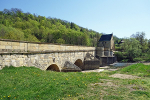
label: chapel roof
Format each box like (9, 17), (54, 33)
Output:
(99, 34), (113, 41)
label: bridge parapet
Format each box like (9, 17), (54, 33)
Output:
(0, 39), (95, 53)
(0, 39), (99, 71)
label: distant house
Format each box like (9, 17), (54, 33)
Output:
(97, 34), (115, 51)
(118, 39), (124, 45)
(96, 33), (116, 66)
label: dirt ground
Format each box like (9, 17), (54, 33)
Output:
(81, 66), (118, 73)
(143, 63), (150, 65)
(109, 74), (141, 79)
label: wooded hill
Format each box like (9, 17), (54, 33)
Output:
(0, 8), (102, 46)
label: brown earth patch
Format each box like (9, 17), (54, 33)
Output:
(109, 74), (140, 79)
(143, 63), (150, 65)
(91, 81), (118, 87)
(126, 85), (147, 92)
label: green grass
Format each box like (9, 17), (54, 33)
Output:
(0, 64), (150, 100)
(119, 63), (150, 77)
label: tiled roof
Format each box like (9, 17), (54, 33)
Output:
(99, 34), (113, 41)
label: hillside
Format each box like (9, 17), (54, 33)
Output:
(0, 8), (102, 46)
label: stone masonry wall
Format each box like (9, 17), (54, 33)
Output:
(0, 39), (96, 70)
(0, 39), (95, 52)
(0, 51), (95, 70)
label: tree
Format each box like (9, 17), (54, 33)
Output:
(47, 33), (54, 43)
(0, 24), (24, 40)
(3, 9), (11, 15)
(70, 22), (80, 31)
(81, 34), (90, 46)
(131, 32), (148, 53)
(148, 39), (150, 48)
(120, 38), (142, 61)
(131, 32), (145, 45)
(56, 38), (65, 44)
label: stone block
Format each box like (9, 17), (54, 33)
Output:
(24, 44), (27, 51)
(20, 43), (25, 47)
(12, 42), (20, 46)
(0, 58), (2, 64)
(0, 45), (5, 49)
(0, 41), (11, 45)
(27, 60), (33, 67)
(20, 46), (25, 50)
(2, 49), (8, 52)
(12, 46), (19, 49)
(44, 55), (49, 59)
(61, 61), (81, 72)
(31, 58), (35, 63)
(84, 60), (100, 70)
(7, 49), (12, 52)
(16, 60), (20, 66)
(5, 46), (12, 49)
(11, 60), (16, 66)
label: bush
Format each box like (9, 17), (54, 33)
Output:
(133, 58), (145, 62)
(121, 59), (128, 62)
(114, 51), (125, 62)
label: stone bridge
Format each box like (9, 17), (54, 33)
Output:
(0, 39), (100, 71)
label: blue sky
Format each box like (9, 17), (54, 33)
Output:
(0, 0), (150, 39)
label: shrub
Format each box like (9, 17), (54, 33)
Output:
(133, 58), (144, 62)
(114, 51), (126, 62)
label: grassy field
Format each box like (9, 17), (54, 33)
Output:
(0, 63), (150, 100)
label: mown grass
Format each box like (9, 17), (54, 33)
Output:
(0, 64), (150, 100)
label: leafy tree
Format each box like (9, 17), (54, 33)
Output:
(25, 34), (39, 42)
(131, 32), (148, 53)
(113, 35), (121, 44)
(148, 39), (150, 48)
(56, 38), (65, 44)
(70, 22), (80, 31)
(2, 20), (9, 26)
(0, 24), (24, 40)
(120, 38), (142, 62)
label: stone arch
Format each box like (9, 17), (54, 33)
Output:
(74, 59), (84, 70)
(46, 64), (60, 72)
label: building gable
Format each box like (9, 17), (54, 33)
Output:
(99, 34), (113, 42)
(97, 33), (115, 50)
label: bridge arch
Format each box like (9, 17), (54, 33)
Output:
(46, 64), (60, 72)
(74, 59), (84, 70)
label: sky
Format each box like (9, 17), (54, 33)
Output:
(0, 0), (150, 39)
